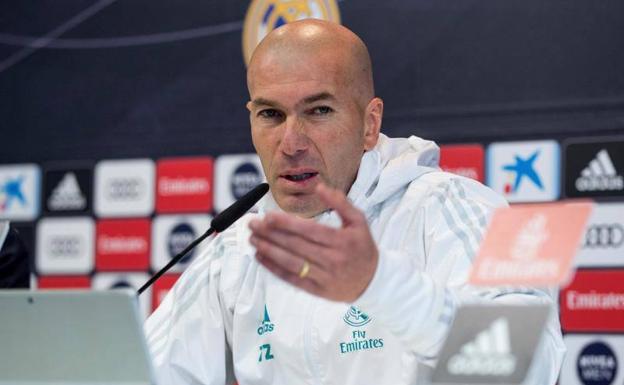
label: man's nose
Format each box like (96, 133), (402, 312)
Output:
(278, 117), (309, 157)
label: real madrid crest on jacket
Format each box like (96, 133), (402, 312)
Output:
(242, 0), (341, 65)
(144, 134), (565, 385)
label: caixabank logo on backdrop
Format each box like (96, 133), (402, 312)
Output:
(561, 270), (624, 333)
(0, 164), (41, 221)
(43, 166), (92, 215)
(94, 159), (155, 218)
(242, 0), (341, 65)
(487, 140), (560, 203)
(156, 157), (213, 213)
(151, 214), (211, 273)
(215, 154), (265, 212)
(96, 219), (150, 271)
(439, 144), (484, 182)
(561, 335), (623, 385)
(36, 217), (94, 275)
(575, 203), (624, 267)
(564, 138), (624, 199)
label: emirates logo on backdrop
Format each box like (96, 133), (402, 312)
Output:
(156, 157), (213, 213)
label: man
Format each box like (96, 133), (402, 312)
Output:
(145, 20), (565, 384)
(0, 223), (30, 289)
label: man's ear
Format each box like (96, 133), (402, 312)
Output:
(363, 97), (383, 151)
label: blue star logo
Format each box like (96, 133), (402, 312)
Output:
(502, 151), (544, 194)
(0, 176), (27, 211)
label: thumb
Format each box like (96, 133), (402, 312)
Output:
(316, 183), (363, 227)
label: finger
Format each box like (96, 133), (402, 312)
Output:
(252, 213), (337, 247)
(249, 234), (304, 275)
(315, 183), (365, 226)
(256, 252), (324, 297)
(250, 234), (333, 285)
(249, 225), (332, 269)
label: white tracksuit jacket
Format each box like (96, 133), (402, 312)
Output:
(144, 134), (566, 385)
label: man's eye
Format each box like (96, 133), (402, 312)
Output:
(258, 109), (282, 119)
(311, 106), (333, 115)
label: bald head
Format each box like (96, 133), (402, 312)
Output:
(247, 20), (375, 106)
(245, 19), (383, 217)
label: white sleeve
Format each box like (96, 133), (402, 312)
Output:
(354, 177), (565, 385)
(144, 234), (233, 385)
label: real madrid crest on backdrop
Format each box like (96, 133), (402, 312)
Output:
(242, 0), (341, 65)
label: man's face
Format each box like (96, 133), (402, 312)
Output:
(247, 53), (378, 217)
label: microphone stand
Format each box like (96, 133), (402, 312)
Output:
(137, 228), (214, 295)
(137, 182), (269, 296)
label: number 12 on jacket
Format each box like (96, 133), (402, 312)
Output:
(258, 344), (275, 362)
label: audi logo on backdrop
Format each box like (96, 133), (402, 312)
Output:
(583, 224), (624, 248)
(49, 236), (83, 257)
(105, 178), (144, 200)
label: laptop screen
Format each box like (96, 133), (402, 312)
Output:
(0, 290), (154, 385)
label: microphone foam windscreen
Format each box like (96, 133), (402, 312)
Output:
(211, 183), (269, 232)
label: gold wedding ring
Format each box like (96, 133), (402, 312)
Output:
(298, 260), (310, 279)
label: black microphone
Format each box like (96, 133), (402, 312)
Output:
(137, 183), (269, 295)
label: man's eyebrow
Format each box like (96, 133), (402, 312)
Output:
(250, 97), (278, 107)
(302, 92), (335, 104)
(250, 92), (336, 108)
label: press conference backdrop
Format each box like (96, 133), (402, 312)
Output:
(1, 1), (624, 384)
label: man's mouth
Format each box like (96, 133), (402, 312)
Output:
(281, 172), (319, 182)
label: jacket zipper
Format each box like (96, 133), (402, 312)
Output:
(302, 295), (323, 385)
